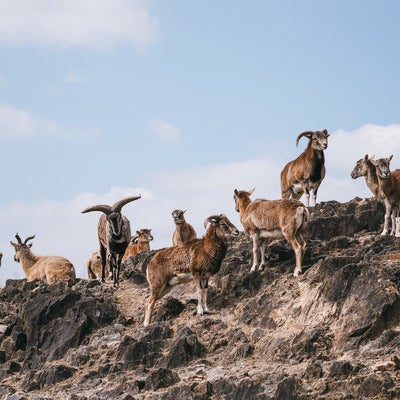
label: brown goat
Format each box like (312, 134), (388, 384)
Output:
(82, 195), (141, 287)
(280, 129), (329, 207)
(171, 209), (197, 245)
(144, 214), (239, 326)
(234, 189), (309, 276)
(121, 228), (153, 264)
(351, 154), (382, 199)
(87, 250), (102, 280)
(10, 234), (76, 284)
(371, 156), (400, 236)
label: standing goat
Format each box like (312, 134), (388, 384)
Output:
(144, 214), (239, 326)
(351, 154), (382, 199)
(10, 234), (76, 284)
(171, 209), (197, 245)
(121, 228), (153, 264)
(371, 156), (400, 236)
(280, 129), (329, 207)
(233, 189), (309, 276)
(82, 195), (141, 287)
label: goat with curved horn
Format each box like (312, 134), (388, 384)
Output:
(82, 194), (141, 287)
(281, 129), (329, 207)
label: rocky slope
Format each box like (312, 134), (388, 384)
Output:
(1, 197), (400, 399)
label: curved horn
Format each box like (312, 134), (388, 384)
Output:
(296, 130), (314, 147)
(81, 204), (112, 215)
(204, 214), (221, 229)
(112, 195), (141, 213)
(15, 233), (22, 244)
(24, 235), (35, 244)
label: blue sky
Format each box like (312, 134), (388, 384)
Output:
(1, 0), (400, 285)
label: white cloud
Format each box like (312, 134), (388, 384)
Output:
(0, 103), (100, 138)
(1, 123), (399, 287)
(150, 119), (181, 142)
(0, 0), (159, 50)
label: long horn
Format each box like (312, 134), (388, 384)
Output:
(112, 195), (141, 213)
(15, 233), (22, 243)
(296, 130), (313, 147)
(204, 214), (221, 229)
(81, 204), (112, 215)
(24, 235), (35, 244)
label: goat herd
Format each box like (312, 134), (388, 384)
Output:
(6, 129), (400, 326)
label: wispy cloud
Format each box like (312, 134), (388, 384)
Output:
(150, 119), (181, 142)
(0, 103), (100, 139)
(0, 0), (160, 50)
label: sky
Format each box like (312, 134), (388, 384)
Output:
(1, 0), (400, 286)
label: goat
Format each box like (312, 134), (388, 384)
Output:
(82, 195), (141, 287)
(87, 250), (102, 280)
(233, 188), (309, 276)
(144, 214), (239, 326)
(351, 154), (382, 199)
(121, 228), (153, 264)
(280, 129), (329, 207)
(371, 156), (400, 236)
(171, 209), (197, 245)
(10, 234), (76, 284)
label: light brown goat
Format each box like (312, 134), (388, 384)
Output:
(144, 214), (239, 326)
(371, 156), (400, 236)
(280, 129), (329, 207)
(171, 209), (197, 245)
(351, 154), (382, 199)
(10, 234), (76, 284)
(121, 228), (153, 264)
(234, 189), (309, 276)
(87, 250), (102, 280)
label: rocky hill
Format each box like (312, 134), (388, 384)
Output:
(1, 197), (400, 399)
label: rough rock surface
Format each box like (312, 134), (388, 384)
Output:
(1, 198), (400, 399)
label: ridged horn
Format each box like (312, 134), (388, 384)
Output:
(15, 233), (22, 244)
(81, 204), (112, 215)
(296, 130), (314, 147)
(111, 195), (141, 213)
(204, 214), (221, 229)
(24, 235), (35, 244)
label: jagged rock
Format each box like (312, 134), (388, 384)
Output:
(2, 198), (400, 399)
(158, 325), (204, 369)
(144, 367), (180, 391)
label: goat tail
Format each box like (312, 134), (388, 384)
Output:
(295, 205), (310, 230)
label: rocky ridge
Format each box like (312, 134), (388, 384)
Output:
(1, 198), (400, 399)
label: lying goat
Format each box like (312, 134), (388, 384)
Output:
(122, 228), (153, 264)
(171, 209), (197, 245)
(144, 214), (239, 326)
(234, 188), (309, 276)
(87, 250), (102, 280)
(82, 195), (141, 287)
(10, 234), (76, 284)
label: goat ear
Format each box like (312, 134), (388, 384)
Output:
(28, 243), (33, 249)
(323, 129), (329, 136)
(234, 189), (239, 196)
(10, 241), (18, 249)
